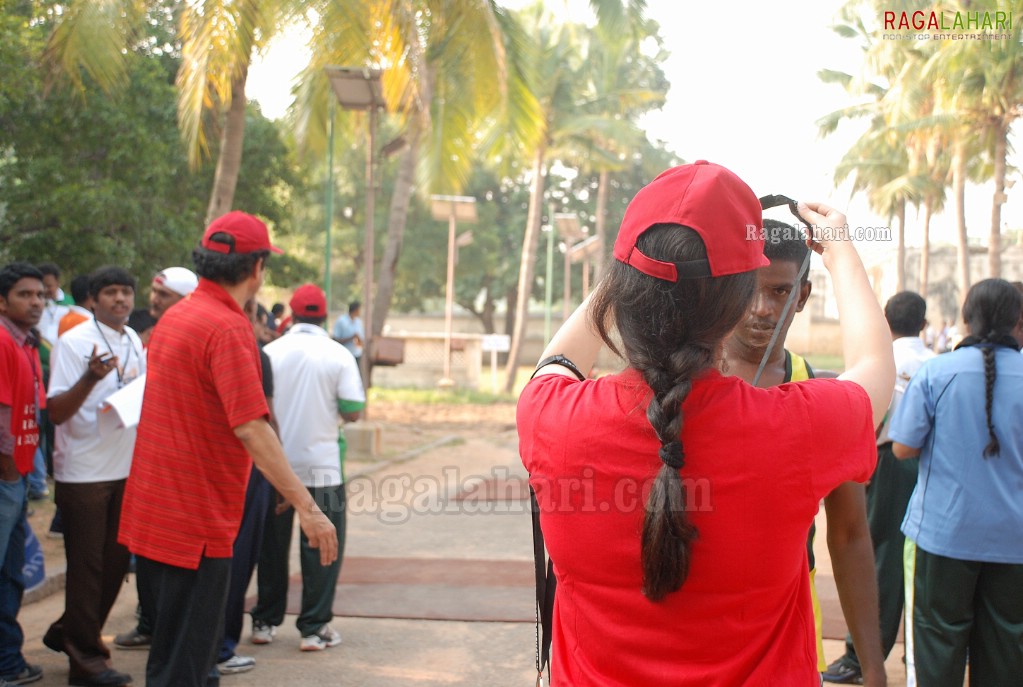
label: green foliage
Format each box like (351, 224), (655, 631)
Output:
(0, 3), (305, 295)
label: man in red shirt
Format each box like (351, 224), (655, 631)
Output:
(0, 262), (47, 685)
(119, 212), (338, 687)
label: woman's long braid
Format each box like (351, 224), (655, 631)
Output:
(591, 224), (756, 602)
(959, 279), (1023, 458)
(981, 342), (1000, 457)
(638, 346), (710, 601)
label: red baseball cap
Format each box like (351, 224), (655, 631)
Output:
(201, 211), (283, 255)
(613, 161), (769, 281)
(290, 283), (327, 318)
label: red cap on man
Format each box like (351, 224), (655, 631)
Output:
(613, 161), (768, 281)
(289, 284), (327, 319)
(201, 211), (284, 255)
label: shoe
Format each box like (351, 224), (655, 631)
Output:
(113, 627), (151, 650)
(216, 655), (255, 675)
(42, 627), (64, 654)
(2, 664), (42, 685)
(822, 657), (863, 684)
(28, 488), (49, 501)
(250, 620), (276, 645)
(68, 669), (132, 686)
(299, 624), (341, 651)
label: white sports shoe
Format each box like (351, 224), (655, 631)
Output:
(217, 654), (256, 675)
(250, 621), (276, 645)
(299, 624), (342, 651)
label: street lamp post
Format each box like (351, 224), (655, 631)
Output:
(430, 195), (478, 387)
(554, 213), (586, 323)
(325, 66), (385, 389)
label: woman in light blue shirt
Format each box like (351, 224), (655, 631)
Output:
(890, 278), (1023, 687)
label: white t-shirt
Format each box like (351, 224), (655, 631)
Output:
(264, 323), (365, 487)
(876, 335), (935, 445)
(49, 318), (146, 482)
(39, 298), (70, 346)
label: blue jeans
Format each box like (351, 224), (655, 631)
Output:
(0, 476), (28, 677)
(27, 448), (47, 498)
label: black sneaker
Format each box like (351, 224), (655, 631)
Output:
(2, 663), (42, 685)
(821, 657), (863, 684)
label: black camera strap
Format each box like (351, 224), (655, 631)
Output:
(530, 485), (556, 686)
(753, 195), (815, 387)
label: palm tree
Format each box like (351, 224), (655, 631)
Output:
(499, 4), (587, 392)
(500, 0), (655, 392)
(924, 0), (1023, 279)
(42, 0), (291, 224)
(292, 0), (542, 341)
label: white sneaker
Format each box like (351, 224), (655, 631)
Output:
(250, 621), (276, 645)
(217, 654), (255, 675)
(299, 624), (342, 651)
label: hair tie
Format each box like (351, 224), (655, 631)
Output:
(659, 441), (685, 470)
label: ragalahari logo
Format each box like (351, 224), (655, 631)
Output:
(884, 9), (1011, 31)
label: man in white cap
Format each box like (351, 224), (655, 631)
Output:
(130, 267), (199, 347)
(148, 267), (199, 320)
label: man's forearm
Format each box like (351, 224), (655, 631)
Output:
(235, 419), (317, 513)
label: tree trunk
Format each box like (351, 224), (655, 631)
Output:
(989, 119), (1008, 279)
(372, 124), (421, 338)
(503, 144), (548, 392)
(952, 138), (970, 316)
(896, 198), (906, 292)
(593, 169), (610, 281)
(503, 284), (517, 336)
(920, 196), (932, 299)
(205, 66), (249, 225)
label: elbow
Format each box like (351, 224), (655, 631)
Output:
(891, 442), (920, 460)
(341, 411), (362, 423)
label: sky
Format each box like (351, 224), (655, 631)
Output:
(247, 0), (1023, 262)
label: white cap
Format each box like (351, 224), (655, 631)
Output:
(153, 267), (199, 297)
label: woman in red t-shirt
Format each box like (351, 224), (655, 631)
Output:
(517, 162), (894, 686)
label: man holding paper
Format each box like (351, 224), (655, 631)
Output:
(43, 266), (143, 687)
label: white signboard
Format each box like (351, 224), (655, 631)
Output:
(482, 334), (511, 353)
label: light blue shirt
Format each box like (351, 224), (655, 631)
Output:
(332, 313), (364, 359)
(891, 345), (1023, 563)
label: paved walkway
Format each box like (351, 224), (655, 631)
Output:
(19, 408), (909, 685)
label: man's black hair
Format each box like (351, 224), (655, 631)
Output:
(271, 303), (285, 316)
(293, 315), (326, 327)
(349, 300), (361, 314)
(69, 275), (91, 305)
(89, 266), (137, 299)
(192, 242), (269, 286)
(884, 291), (927, 337)
(36, 262), (61, 279)
(0, 262), (45, 299)
(128, 308), (157, 333)
(762, 219), (810, 285)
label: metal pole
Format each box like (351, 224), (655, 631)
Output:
(441, 208), (457, 385)
(361, 106), (375, 391)
(562, 243), (571, 324)
(324, 101), (335, 317)
(544, 226), (553, 344)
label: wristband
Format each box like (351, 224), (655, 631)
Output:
(532, 354), (585, 381)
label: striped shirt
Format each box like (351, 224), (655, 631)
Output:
(119, 279), (267, 569)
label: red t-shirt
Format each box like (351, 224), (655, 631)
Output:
(119, 280), (268, 569)
(0, 323), (43, 474)
(517, 368), (876, 686)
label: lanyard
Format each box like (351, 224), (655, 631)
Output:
(93, 317), (136, 387)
